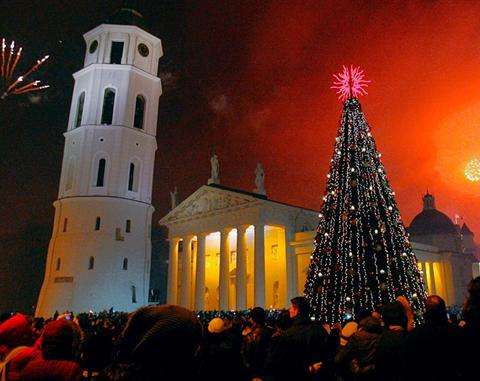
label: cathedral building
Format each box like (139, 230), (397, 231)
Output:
(162, 160), (478, 310)
(36, 8), (162, 316)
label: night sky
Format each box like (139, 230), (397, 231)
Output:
(1, 1), (480, 249)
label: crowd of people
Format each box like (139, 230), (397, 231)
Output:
(1, 276), (480, 380)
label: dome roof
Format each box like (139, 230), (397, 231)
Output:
(409, 208), (457, 236)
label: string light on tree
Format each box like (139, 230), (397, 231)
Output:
(0, 38), (49, 100)
(465, 158), (480, 182)
(304, 65), (427, 324)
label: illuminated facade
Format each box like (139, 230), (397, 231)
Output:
(160, 184), (318, 310)
(163, 187), (477, 310)
(36, 9), (163, 316)
(293, 193), (478, 307)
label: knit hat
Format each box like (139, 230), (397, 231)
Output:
(208, 317), (226, 334)
(41, 319), (80, 360)
(117, 305), (202, 369)
(340, 321), (358, 346)
(0, 313), (33, 357)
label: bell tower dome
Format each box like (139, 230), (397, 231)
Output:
(36, 9), (162, 316)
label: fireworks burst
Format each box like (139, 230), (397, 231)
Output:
(331, 65), (370, 101)
(0, 38), (49, 100)
(465, 159), (480, 182)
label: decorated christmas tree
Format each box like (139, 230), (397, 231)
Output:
(305, 66), (426, 324)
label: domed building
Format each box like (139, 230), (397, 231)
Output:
(162, 154), (479, 311)
(407, 193), (478, 306)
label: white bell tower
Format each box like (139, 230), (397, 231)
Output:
(36, 8), (162, 316)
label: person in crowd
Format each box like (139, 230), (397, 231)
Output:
(261, 297), (330, 381)
(459, 276), (480, 379)
(13, 318), (82, 381)
(0, 314), (34, 361)
(335, 316), (382, 380)
(0, 314), (35, 381)
(197, 317), (246, 381)
(243, 307), (273, 379)
(271, 310), (292, 338)
(404, 295), (462, 380)
(101, 304), (202, 381)
(374, 301), (407, 381)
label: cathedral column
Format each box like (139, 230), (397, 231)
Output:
(180, 235), (194, 308)
(219, 228), (230, 310)
(194, 233), (207, 311)
(236, 225), (248, 310)
(167, 237), (180, 304)
(254, 224), (266, 307)
(429, 262), (437, 295)
(285, 227), (297, 302)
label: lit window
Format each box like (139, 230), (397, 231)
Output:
(110, 41), (124, 64)
(133, 95), (145, 129)
(96, 158), (106, 187)
(95, 217), (101, 231)
(126, 219), (131, 233)
(123, 258), (128, 270)
(101, 88), (115, 125)
(75, 92), (85, 128)
(88, 256), (94, 270)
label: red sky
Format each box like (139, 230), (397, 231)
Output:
(0, 0), (479, 238)
(157, 0), (480, 236)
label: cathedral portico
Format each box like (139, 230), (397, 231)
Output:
(160, 181), (318, 311)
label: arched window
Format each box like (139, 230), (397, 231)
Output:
(75, 92), (85, 128)
(101, 88), (115, 125)
(126, 219), (131, 233)
(96, 158), (106, 187)
(123, 258), (128, 270)
(63, 218), (68, 232)
(128, 163), (135, 191)
(65, 158), (75, 191)
(131, 285), (137, 303)
(56, 258), (61, 271)
(133, 95), (145, 129)
(95, 217), (101, 231)
(88, 256), (94, 270)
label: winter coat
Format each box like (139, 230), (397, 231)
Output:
(262, 316), (330, 381)
(404, 322), (462, 380)
(374, 328), (406, 381)
(242, 324), (273, 378)
(197, 329), (246, 381)
(336, 329), (380, 380)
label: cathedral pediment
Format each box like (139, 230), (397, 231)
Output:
(160, 185), (258, 224)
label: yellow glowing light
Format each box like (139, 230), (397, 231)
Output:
(465, 159), (480, 182)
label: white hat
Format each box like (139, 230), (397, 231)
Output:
(208, 317), (226, 334)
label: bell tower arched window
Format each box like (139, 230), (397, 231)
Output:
(88, 256), (94, 270)
(101, 88), (115, 125)
(133, 95), (145, 129)
(65, 159), (75, 191)
(96, 158), (106, 187)
(75, 92), (85, 128)
(128, 163), (135, 191)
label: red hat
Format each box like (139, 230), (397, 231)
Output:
(41, 319), (80, 360)
(0, 314), (33, 355)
